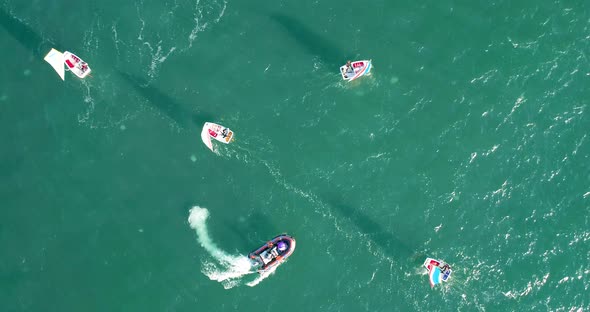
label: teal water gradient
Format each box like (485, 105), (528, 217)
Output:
(1, 0), (589, 311)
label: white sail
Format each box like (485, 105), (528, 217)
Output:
(44, 48), (65, 81)
(201, 124), (214, 152)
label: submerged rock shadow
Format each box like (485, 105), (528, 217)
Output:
(116, 70), (214, 128)
(270, 13), (347, 69)
(0, 8), (54, 58)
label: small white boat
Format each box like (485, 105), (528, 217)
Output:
(63, 51), (91, 79)
(200, 122), (234, 152)
(44, 48), (91, 80)
(340, 60), (372, 82)
(424, 258), (452, 288)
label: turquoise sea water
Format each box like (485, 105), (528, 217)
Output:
(1, 0), (589, 311)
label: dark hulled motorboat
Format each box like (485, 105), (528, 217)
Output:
(249, 234), (296, 272)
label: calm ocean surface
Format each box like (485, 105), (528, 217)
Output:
(1, 0), (589, 311)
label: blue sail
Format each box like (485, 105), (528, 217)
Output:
(429, 266), (441, 287)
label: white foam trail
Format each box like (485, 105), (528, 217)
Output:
(188, 206), (235, 264)
(188, 206), (274, 288)
(246, 266), (277, 287)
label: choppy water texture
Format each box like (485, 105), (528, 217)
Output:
(1, 0), (589, 311)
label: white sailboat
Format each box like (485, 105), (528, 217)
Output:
(44, 48), (91, 80)
(200, 122), (234, 152)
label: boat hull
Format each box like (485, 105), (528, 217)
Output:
(249, 234), (296, 272)
(63, 51), (91, 79)
(204, 122), (233, 144)
(424, 258), (452, 287)
(340, 60), (372, 81)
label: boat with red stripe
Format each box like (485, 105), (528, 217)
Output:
(63, 51), (91, 79)
(249, 234), (296, 272)
(340, 60), (372, 82)
(43, 49), (91, 80)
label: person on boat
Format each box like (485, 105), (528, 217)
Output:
(440, 263), (450, 272)
(221, 128), (228, 138)
(346, 60), (353, 73)
(277, 241), (288, 253)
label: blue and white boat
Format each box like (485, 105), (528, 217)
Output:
(424, 258), (452, 288)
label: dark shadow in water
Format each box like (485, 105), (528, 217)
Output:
(116, 70), (214, 128)
(0, 8), (54, 58)
(324, 193), (421, 263)
(270, 13), (347, 68)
